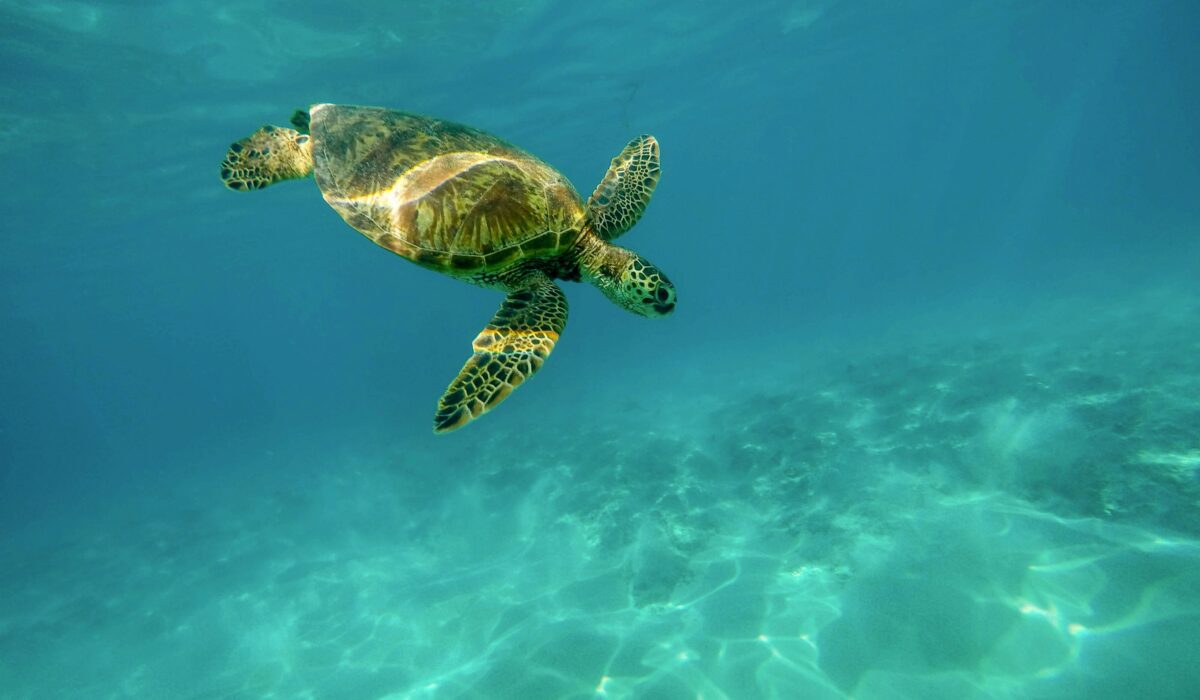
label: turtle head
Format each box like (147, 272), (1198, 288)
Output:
(220, 124), (313, 191)
(582, 241), (676, 317)
(618, 255), (676, 317)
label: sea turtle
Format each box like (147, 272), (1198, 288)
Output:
(220, 104), (674, 433)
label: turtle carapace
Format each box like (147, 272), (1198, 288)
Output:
(221, 104), (674, 433)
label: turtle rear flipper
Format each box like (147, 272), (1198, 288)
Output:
(434, 272), (567, 433)
(220, 125), (313, 191)
(586, 135), (660, 241)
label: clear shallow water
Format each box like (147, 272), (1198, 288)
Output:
(4, 294), (1200, 698)
(2, 1), (1199, 699)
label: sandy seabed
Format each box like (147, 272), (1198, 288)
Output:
(3, 292), (1199, 699)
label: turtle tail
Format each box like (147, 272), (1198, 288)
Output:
(220, 125), (313, 191)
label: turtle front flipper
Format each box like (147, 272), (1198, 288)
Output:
(434, 272), (568, 433)
(290, 109), (311, 134)
(586, 135), (660, 241)
(220, 125), (313, 191)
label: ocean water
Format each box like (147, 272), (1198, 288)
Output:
(2, 0), (1199, 698)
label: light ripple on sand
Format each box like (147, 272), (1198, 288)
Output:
(2, 293), (1200, 698)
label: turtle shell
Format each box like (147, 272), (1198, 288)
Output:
(309, 104), (586, 273)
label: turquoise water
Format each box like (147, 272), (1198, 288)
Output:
(2, 1), (1199, 698)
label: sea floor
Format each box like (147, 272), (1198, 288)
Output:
(3, 291), (1199, 699)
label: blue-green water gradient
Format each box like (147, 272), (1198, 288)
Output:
(1, 1), (1199, 697)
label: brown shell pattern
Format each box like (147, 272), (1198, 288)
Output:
(309, 104), (585, 272)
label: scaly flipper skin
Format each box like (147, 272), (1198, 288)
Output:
(587, 135), (660, 241)
(290, 109), (311, 134)
(434, 271), (567, 433)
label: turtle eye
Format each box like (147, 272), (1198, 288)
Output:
(296, 135), (310, 145)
